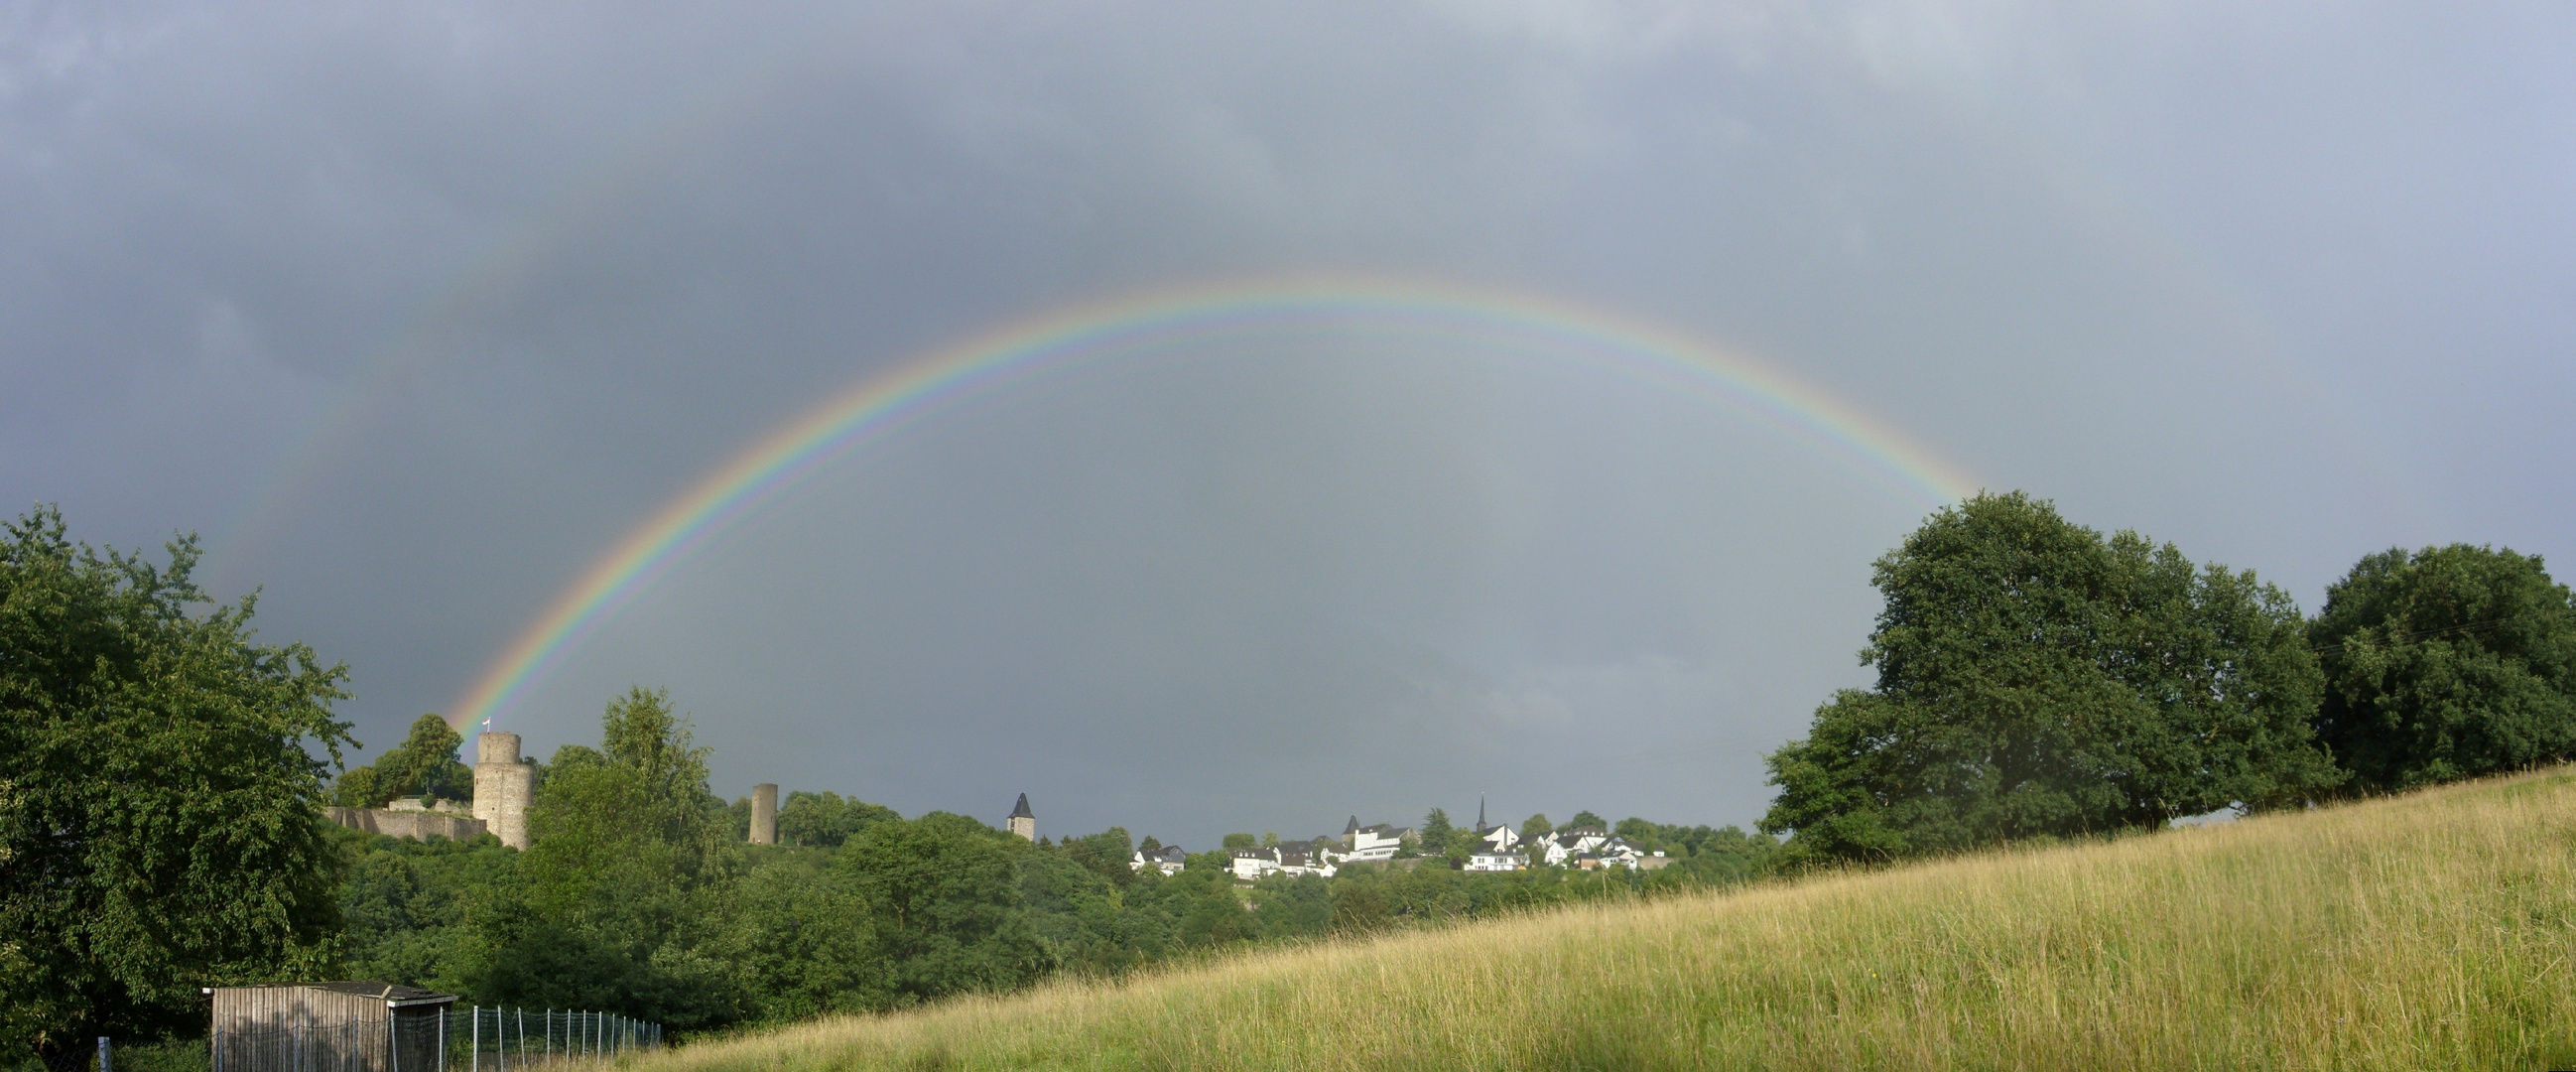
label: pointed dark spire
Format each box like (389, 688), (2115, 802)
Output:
(1478, 793), (1486, 830)
(1344, 814), (1360, 835)
(1009, 792), (1033, 819)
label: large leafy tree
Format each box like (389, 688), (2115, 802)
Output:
(2310, 544), (2576, 790)
(333, 713), (471, 807)
(493, 687), (738, 1025)
(837, 812), (1050, 1005)
(773, 790), (898, 849)
(1761, 492), (2338, 864)
(0, 506), (352, 1052)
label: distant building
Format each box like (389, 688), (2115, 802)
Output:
(1466, 848), (1524, 871)
(472, 732), (535, 849)
(1007, 793), (1036, 841)
(1472, 794), (1519, 852)
(1228, 845), (1335, 880)
(1340, 816), (1413, 863)
(1536, 827), (1649, 869)
(324, 798), (484, 843)
(325, 730), (534, 847)
(749, 783), (779, 845)
(1230, 848), (1279, 881)
(1132, 844), (1187, 875)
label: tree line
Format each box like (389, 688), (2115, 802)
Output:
(0, 505), (1769, 1053)
(1761, 491), (2576, 865)
(328, 690), (1772, 1031)
(9, 493), (2574, 1053)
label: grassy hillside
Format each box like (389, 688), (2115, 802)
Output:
(639, 768), (2576, 1071)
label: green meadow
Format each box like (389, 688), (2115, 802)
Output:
(635, 766), (2576, 1072)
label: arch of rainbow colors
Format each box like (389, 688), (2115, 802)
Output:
(449, 276), (1983, 732)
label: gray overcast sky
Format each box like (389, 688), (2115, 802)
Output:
(5, 2), (2571, 848)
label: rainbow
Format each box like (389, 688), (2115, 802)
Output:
(450, 277), (1979, 730)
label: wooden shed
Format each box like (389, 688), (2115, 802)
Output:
(205, 982), (458, 1072)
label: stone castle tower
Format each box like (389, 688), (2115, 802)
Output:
(749, 783), (779, 845)
(1007, 793), (1035, 841)
(472, 732), (536, 850)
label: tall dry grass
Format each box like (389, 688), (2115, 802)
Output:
(639, 767), (2576, 1071)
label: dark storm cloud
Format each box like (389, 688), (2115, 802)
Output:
(5, 2), (2570, 846)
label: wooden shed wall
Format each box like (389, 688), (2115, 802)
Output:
(209, 987), (451, 1072)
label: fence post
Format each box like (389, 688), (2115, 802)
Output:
(96, 1036), (110, 1072)
(439, 1006), (448, 1072)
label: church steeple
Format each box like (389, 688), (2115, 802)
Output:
(1478, 792), (1486, 831)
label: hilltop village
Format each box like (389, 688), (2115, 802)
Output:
(325, 728), (1693, 880)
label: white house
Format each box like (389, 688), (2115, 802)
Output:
(1465, 847), (1525, 871)
(1537, 828), (1658, 870)
(1131, 844), (1187, 875)
(1230, 848), (1280, 881)
(1535, 826), (1605, 866)
(1229, 845), (1337, 881)
(1275, 846), (1333, 877)
(1341, 816), (1413, 863)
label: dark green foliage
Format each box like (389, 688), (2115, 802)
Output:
(1565, 810), (1607, 831)
(1657, 825), (1779, 884)
(1762, 492), (2340, 865)
(1050, 826), (1136, 889)
(1418, 808), (1455, 855)
(333, 827), (515, 990)
(838, 813), (1051, 1005)
(1519, 814), (1552, 840)
(1221, 832), (1255, 849)
(0, 507), (352, 1054)
(2311, 545), (2576, 790)
(332, 714), (471, 808)
(711, 854), (886, 1020)
(502, 689), (737, 1026)
(775, 790), (897, 848)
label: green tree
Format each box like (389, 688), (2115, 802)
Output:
(333, 714), (471, 807)
(1566, 810), (1607, 831)
(2311, 545), (2576, 790)
(837, 813), (1050, 1004)
(0, 507), (352, 1053)
(1418, 808), (1455, 855)
(1519, 814), (1552, 842)
(1055, 826), (1137, 889)
(714, 855), (887, 1021)
(595, 687), (721, 853)
(1612, 817), (1658, 850)
(1762, 492), (2338, 864)
(1221, 832), (1256, 849)
(503, 688), (736, 1025)
(775, 790), (899, 848)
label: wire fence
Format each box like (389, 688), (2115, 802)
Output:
(454, 1008), (661, 1071)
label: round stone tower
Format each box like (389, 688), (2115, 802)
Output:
(472, 732), (536, 850)
(749, 783), (779, 845)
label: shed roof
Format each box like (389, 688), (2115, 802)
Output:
(208, 981), (457, 1007)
